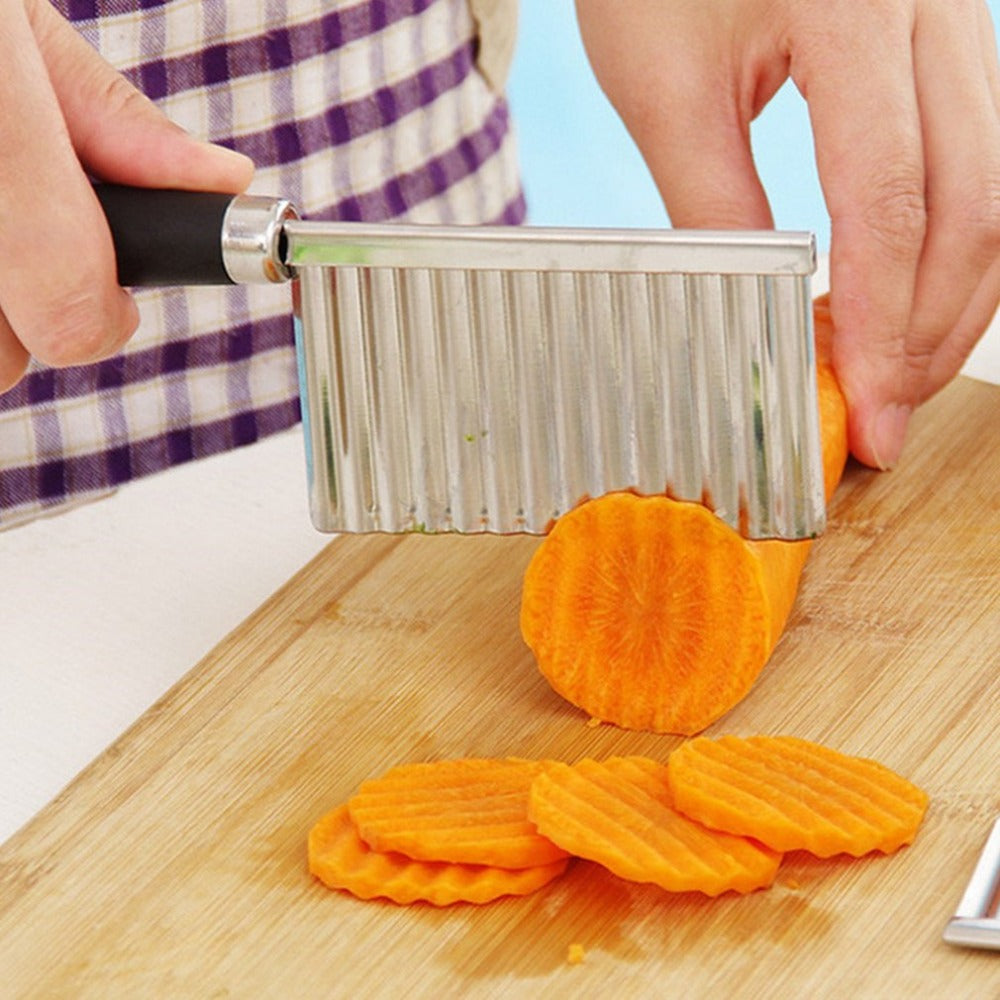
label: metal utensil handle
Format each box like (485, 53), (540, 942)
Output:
(944, 816), (1000, 950)
(93, 183), (297, 287)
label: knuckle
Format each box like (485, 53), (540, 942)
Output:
(863, 173), (927, 257)
(0, 342), (30, 394)
(96, 71), (155, 121)
(951, 169), (1000, 259)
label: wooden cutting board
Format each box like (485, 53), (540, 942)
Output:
(1, 376), (998, 999)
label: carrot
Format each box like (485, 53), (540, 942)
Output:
(667, 735), (929, 857)
(347, 757), (569, 869)
(526, 756), (782, 896)
(519, 297), (849, 733)
(520, 493), (773, 734)
(749, 294), (848, 645)
(308, 804), (569, 906)
(311, 736), (926, 908)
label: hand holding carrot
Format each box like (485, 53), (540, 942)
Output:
(575, 0), (1000, 469)
(0, 0), (254, 393)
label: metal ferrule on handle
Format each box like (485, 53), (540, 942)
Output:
(221, 195), (298, 284)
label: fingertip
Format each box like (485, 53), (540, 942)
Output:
(90, 285), (141, 363)
(116, 286), (141, 344)
(22, 281), (140, 370)
(0, 318), (30, 395)
(200, 143), (255, 193)
(137, 131), (255, 194)
(853, 401), (912, 471)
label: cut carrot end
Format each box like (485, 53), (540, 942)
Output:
(520, 492), (772, 734)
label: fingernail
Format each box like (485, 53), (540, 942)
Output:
(869, 403), (911, 470)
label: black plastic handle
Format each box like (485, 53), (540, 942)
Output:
(93, 184), (236, 287)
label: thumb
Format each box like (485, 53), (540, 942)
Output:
(32, 0), (254, 193)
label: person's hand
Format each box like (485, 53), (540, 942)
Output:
(575, 0), (1000, 468)
(0, 0), (255, 393)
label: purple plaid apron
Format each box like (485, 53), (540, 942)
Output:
(0, 0), (524, 528)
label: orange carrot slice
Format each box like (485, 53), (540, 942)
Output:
(521, 492), (773, 734)
(667, 735), (929, 857)
(526, 756), (781, 895)
(519, 298), (850, 734)
(347, 757), (569, 869)
(308, 804), (569, 906)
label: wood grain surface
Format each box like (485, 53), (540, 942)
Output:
(1, 376), (998, 999)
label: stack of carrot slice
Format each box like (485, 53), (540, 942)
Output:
(309, 757), (570, 907)
(307, 805), (569, 907)
(308, 736), (928, 907)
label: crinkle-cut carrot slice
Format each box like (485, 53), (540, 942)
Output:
(667, 735), (929, 857)
(347, 757), (569, 869)
(526, 756), (781, 896)
(308, 805), (569, 906)
(520, 491), (773, 735)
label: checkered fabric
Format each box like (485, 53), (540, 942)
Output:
(0, 0), (524, 528)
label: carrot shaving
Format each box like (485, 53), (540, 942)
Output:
(347, 757), (569, 869)
(308, 804), (569, 906)
(526, 756), (781, 896)
(520, 297), (850, 733)
(667, 735), (929, 857)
